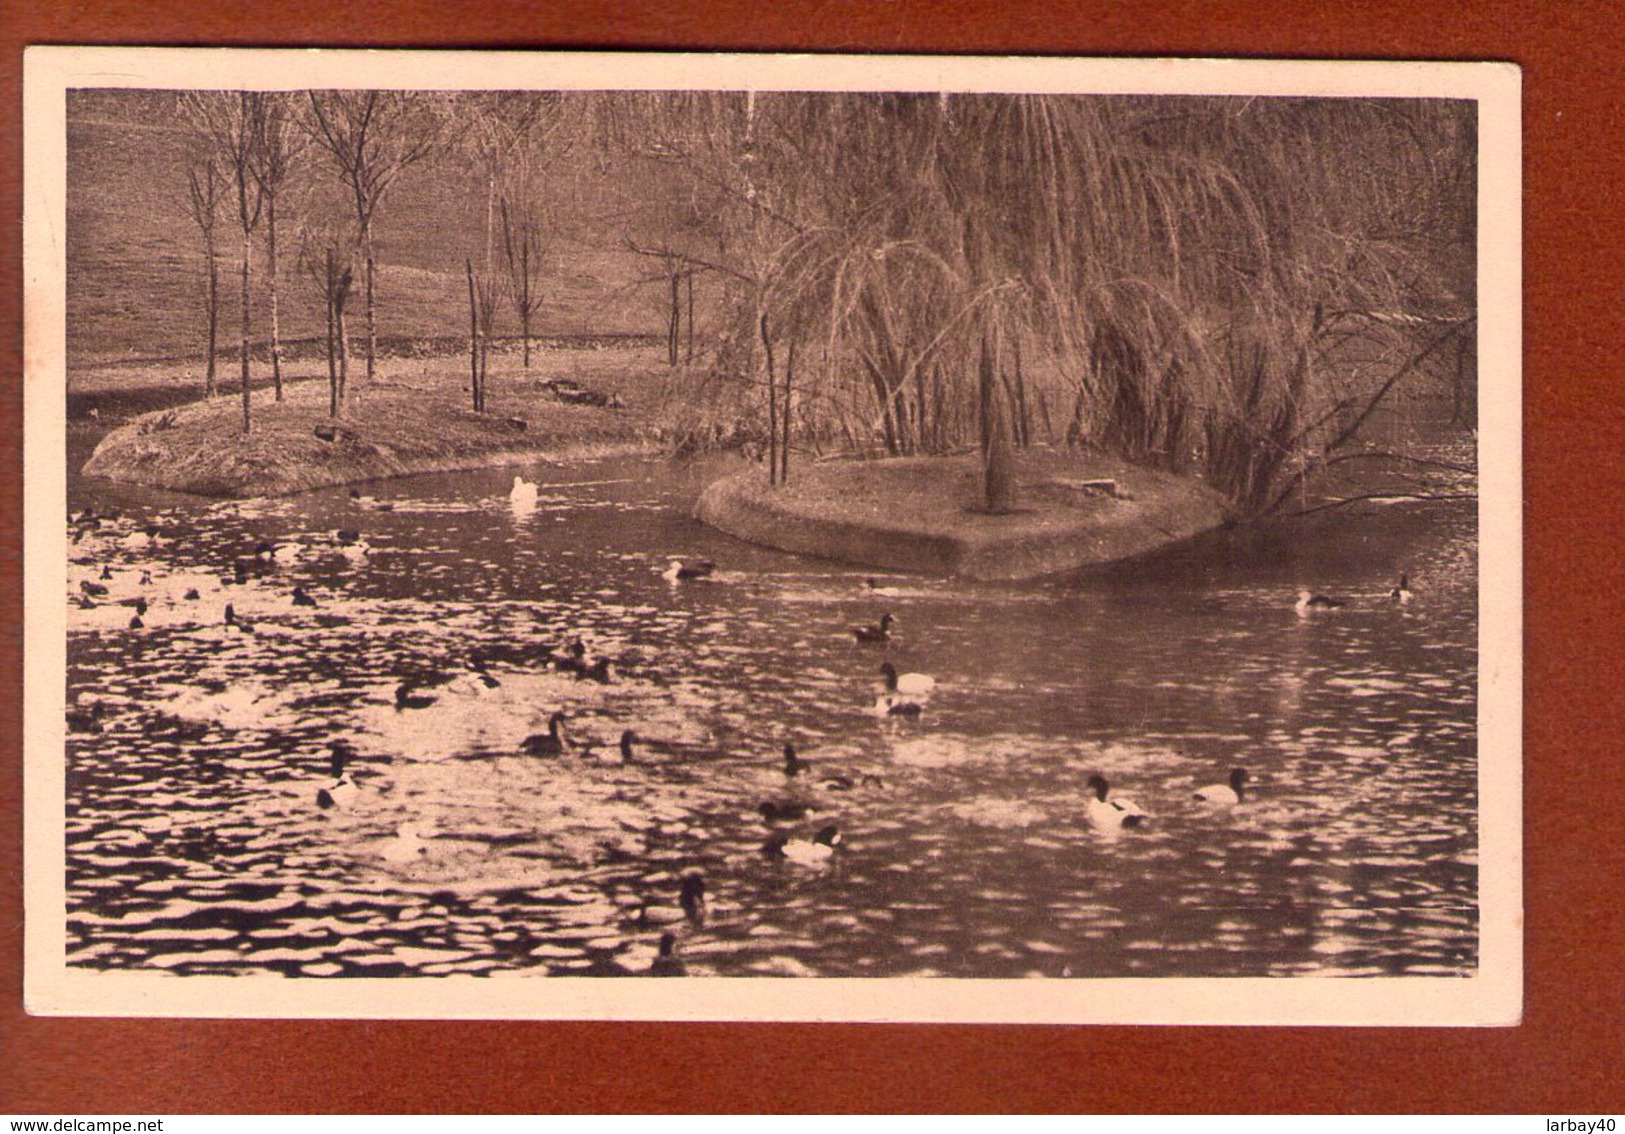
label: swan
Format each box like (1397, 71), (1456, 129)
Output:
(509, 474), (540, 509)
(880, 660), (935, 698)
(1086, 774), (1148, 831)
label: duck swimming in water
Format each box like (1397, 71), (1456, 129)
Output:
(649, 932), (687, 977)
(781, 742), (811, 777)
(636, 872), (707, 928)
(1295, 589), (1345, 612)
(852, 612), (894, 644)
(316, 740), (360, 809)
(521, 711), (573, 757)
(292, 586), (318, 608)
(762, 824), (843, 865)
(1086, 774), (1148, 831)
(1194, 766), (1249, 806)
(663, 557), (716, 582)
(871, 692), (925, 717)
(1389, 572), (1415, 604)
(880, 660), (935, 698)
(394, 682), (438, 711)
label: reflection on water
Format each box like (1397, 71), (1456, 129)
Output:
(63, 431), (1478, 979)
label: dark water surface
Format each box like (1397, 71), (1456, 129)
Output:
(63, 429), (1478, 979)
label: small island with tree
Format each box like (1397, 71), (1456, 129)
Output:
(75, 88), (1474, 576)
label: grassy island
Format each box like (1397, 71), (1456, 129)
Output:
(79, 351), (660, 499)
(697, 450), (1231, 581)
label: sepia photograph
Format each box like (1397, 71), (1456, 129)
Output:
(22, 49), (1521, 1024)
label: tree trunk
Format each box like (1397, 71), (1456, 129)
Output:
(466, 259), (482, 413)
(762, 313), (778, 485)
(325, 249), (338, 418)
(204, 235), (219, 398)
(335, 300), (349, 418)
(685, 271), (695, 364)
(980, 328), (1016, 513)
(267, 196), (283, 401)
(780, 337), (795, 485)
(363, 220), (377, 386)
(668, 271), (681, 367)
(239, 231), (252, 435)
(521, 308), (531, 370)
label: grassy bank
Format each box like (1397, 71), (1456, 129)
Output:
(697, 449), (1232, 580)
(80, 347), (669, 498)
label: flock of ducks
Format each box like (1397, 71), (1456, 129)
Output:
(68, 484), (1424, 978)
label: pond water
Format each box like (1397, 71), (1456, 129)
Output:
(62, 424), (1478, 980)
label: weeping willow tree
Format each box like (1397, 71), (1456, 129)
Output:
(621, 91), (1474, 518)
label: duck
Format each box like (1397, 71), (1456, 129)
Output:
(509, 474), (540, 509)
(349, 488), (394, 512)
(818, 772), (886, 792)
(663, 556), (716, 582)
(880, 660), (935, 698)
(316, 740), (360, 809)
(635, 872), (707, 928)
(781, 742), (811, 777)
(334, 530), (372, 559)
(762, 824), (843, 865)
(1295, 589), (1345, 612)
(291, 586), (318, 608)
(183, 588), (201, 601)
(1085, 773), (1148, 831)
(445, 656), (501, 695)
(255, 540), (306, 563)
(1194, 766), (1249, 806)
(380, 822), (432, 865)
(520, 711), (573, 757)
(394, 682), (438, 711)
(1389, 572), (1415, 604)
(128, 614), (145, 630)
(66, 700), (107, 734)
(577, 657), (616, 685)
(549, 637), (589, 673)
(616, 729), (639, 763)
(758, 800), (812, 823)
(79, 580), (109, 598)
(223, 603), (255, 635)
(852, 612), (894, 644)
(649, 932), (687, 977)
(871, 692), (925, 717)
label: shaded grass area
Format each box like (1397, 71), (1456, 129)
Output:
(697, 449), (1232, 580)
(81, 348), (668, 498)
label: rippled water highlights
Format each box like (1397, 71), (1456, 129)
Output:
(63, 438), (1479, 980)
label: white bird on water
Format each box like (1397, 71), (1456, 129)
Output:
(510, 475), (540, 510)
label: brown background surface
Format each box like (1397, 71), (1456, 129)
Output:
(1, 0), (1617, 1114)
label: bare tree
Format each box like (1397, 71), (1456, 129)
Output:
(184, 91), (266, 435)
(247, 92), (305, 402)
(183, 152), (226, 398)
(305, 91), (441, 387)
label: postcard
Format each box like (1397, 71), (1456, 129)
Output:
(23, 48), (1521, 1023)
